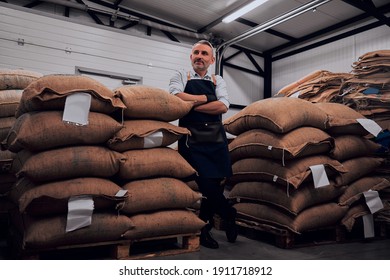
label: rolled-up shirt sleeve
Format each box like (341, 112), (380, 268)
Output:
(215, 75), (230, 109)
(169, 70), (185, 95)
(169, 70), (230, 109)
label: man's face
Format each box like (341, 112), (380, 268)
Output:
(190, 43), (215, 74)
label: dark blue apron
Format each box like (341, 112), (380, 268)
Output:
(178, 76), (232, 178)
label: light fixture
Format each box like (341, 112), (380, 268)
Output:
(222, 0), (269, 23)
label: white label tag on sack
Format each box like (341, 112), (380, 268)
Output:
(143, 131), (163, 148)
(356, 118), (382, 137)
(309, 164), (330, 188)
(66, 195), (94, 232)
(363, 190), (383, 214)
(362, 214), (375, 238)
(290, 91), (300, 98)
(115, 190), (128, 197)
(63, 92), (92, 126)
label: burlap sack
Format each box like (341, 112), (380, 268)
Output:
(228, 127), (334, 164)
(9, 177), (126, 216)
(15, 74), (126, 117)
(0, 149), (15, 174)
(4, 111), (123, 152)
(0, 89), (23, 117)
(334, 156), (385, 187)
(223, 97), (328, 135)
(16, 146), (125, 182)
(330, 135), (382, 161)
(277, 70), (329, 96)
(108, 119), (190, 152)
(0, 69), (42, 90)
(10, 149), (32, 175)
(0, 173), (17, 195)
(119, 147), (196, 180)
(229, 181), (346, 215)
(114, 85), (193, 122)
(235, 202), (349, 234)
(122, 209), (205, 239)
(228, 155), (346, 189)
(358, 50), (390, 61)
(314, 102), (373, 135)
(186, 180), (199, 191)
(0, 116), (16, 141)
(341, 200), (390, 232)
(120, 177), (201, 214)
(338, 176), (390, 206)
(18, 212), (134, 249)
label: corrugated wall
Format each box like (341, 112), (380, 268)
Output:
(0, 5), (191, 91)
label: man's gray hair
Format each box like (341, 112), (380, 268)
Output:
(192, 40), (215, 56)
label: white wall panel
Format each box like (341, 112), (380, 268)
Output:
(0, 5), (191, 91)
(224, 68), (263, 106)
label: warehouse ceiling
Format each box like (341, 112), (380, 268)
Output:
(4, 0), (390, 56)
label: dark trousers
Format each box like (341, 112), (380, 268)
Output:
(195, 177), (232, 224)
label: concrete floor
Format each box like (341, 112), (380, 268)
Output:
(154, 228), (390, 260)
(1, 226), (389, 260)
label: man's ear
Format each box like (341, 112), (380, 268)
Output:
(210, 56), (215, 65)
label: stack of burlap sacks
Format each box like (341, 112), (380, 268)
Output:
(277, 70), (353, 103)
(338, 50), (390, 131)
(223, 97), (390, 236)
(2, 74), (205, 251)
(0, 70), (42, 214)
(276, 50), (390, 131)
(274, 49), (390, 233)
(110, 85), (204, 240)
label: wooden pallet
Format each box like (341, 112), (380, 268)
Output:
(235, 219), (389, 249)
(8, 231), (200, 260)
(112, 233), (200, 260)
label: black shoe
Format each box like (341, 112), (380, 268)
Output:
(200, 227), (219, 249)
(225, 208), (238, 243)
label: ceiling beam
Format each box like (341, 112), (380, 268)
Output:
(120, 21), (139, 30)
(161, 30), (180, 42)
(268, 3), (390, 54)
(236, 17), (296, 41)
(74, 0), (104, 25)
(88, 0), (195, 32)
(272, 20), (385, 61)
(342, 0), (390, 27)
(24, 0), (43, 8)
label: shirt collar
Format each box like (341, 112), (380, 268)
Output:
(190, 69), (212, 80)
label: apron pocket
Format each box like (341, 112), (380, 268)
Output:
(187, 122), (225, 144)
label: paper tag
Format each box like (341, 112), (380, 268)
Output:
(63, 92), (92, 126)
(362, 214), (375, 238)
(272, 175), (278, 182)
(290, 91), (300, 98)
(115, 189), (128, 197)
(267, 145), (273, 150)
(143, 131), (164, 148)
(66, 195), (94, 232)
(356, 118), (382, 137)
(363, 190), (384, 214)
(309, 164), (330, 188)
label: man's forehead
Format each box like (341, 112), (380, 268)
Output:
(192, 44), (213, 53)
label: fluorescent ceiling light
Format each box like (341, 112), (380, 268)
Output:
(222, 0), (269, 23)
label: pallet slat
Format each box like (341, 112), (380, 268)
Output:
(10, 231), (200, 260)
(235, 218), (389, 249)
